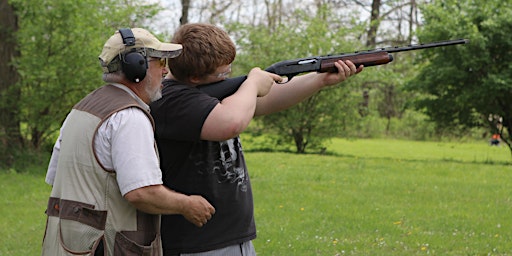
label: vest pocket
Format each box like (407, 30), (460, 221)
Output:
(114, 231), (161, 255)
(51, 198), (107, 254)
(59, 218), (104, 254)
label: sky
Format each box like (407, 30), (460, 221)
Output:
(149, 0), (371, 36)
(148, 0), (183, 36)
(148, 0), (419, 45)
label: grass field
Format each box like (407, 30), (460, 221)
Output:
(1, 138), (511, 255)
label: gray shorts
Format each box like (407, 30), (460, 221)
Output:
(179, 241), (256, 256)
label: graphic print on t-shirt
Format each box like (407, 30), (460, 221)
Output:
(191, 137), (248, 192)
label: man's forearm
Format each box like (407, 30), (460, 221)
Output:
(124, 185), (189, 215)
(255, 72), (324, 116)
(124, 184), (215, 227)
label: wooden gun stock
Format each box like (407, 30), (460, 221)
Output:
(320, 52), (393, 73)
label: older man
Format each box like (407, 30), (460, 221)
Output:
(42, 28), (215, 256)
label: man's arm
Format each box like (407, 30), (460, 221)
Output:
(200, 68), (281, 141)
(111, 109), (215, 227)
(45, 138), (60, 185)
(124, 185), (215, 227)
(254, 60), (363, 116)
(198, 60), (361, 140)
(45, 119), (69, 185)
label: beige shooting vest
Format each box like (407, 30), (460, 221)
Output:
(42, 85), (162, 256)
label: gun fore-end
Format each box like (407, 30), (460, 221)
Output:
(319, 52), (393, 73)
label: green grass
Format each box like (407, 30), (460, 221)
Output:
(325, 138), (510, 164)
(248, 139), (512, 255)
(2, 138), (511, 255)
(0, 171), (50, 255)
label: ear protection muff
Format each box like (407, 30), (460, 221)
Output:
(119, 28), (147, 83)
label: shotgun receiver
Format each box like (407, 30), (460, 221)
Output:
(198, 39), (469, 99)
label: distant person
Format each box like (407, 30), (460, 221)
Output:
(150, 23), (363, 255)
(490, 133), (500, 146)
(42, 28), (215, 256)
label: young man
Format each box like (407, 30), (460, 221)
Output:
(150, 23), (363, 255)
(42, 28), (216, 256)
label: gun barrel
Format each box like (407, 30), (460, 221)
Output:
(379, 39), (469, 53)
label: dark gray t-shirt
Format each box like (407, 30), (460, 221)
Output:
(150, 79), (256, 255)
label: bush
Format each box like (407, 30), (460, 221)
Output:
(0, 144), (50, 175)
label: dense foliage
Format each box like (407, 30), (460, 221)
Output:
(1, 0), (506, 166)
(231, 8), (366, 153)
(410, 0), (512, 153)
(7, 0), (161, 150)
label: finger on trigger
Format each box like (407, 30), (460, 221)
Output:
(272, 74), (283, 83)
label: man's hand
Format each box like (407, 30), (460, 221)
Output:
(247, 67), (283, 97)
(181, 195), (216, 227)
(124, 185), (215, 227)
(322, 60), (363, 86)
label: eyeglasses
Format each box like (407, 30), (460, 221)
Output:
(210, 64), (232, 79)
(148, 58), (167, 68)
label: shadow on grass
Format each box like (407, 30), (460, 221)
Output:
(245, 147), (512, 166)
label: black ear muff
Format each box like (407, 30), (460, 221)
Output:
(122, 49), (148, 83)
(118, 28), (148, 83)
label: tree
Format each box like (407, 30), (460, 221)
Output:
(347, 0), (422, 138)
(0, 0), (22, 166)
(9, 0), (162, 151)
(376, 83), (404, 133)
(409, 0), (512, 155)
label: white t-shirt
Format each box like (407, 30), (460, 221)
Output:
(45, 85), (162, 196)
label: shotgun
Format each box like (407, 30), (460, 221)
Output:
(198, 39), (469, 99)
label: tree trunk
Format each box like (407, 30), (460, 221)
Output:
(264, 0), (282, 32)
(180, 0), (190, 25)
(0, 0), (23, 166)
(408, 0), (416, 43)
(366, 0), (381, 47)
(293, 131), (307, 154)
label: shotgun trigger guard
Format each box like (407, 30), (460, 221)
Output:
(277, 74), (294, 84)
